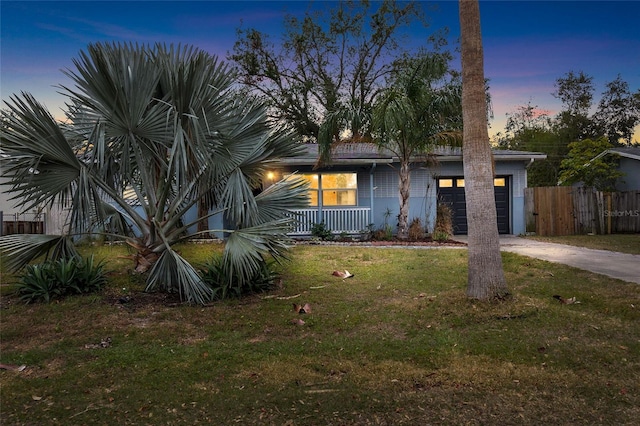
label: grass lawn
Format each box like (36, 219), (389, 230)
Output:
(1, 243), (639, 425)
(526, 234), (640, 255)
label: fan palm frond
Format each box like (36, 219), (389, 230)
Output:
(1, 93), (82, 212)
(222, 219), (294, 286)
(146, 247), (213, 305)
(2, 42), (308, 304)
(0, 234), (78, 272)
(252, 175), (310, 225)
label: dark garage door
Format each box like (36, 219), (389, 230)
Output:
(437, 177), (510, 235)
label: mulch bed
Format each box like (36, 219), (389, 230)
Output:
(295, 238), (467, 247)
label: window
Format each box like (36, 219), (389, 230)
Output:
(439, 177), (507, 188)
(299, 174), (319, 206)
(299, 173), (357, 207)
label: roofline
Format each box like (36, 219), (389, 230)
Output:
(437, 153), (547, 162)
(277, 158), (394, 166)
(278, 153), (547, 167)
(605, 148), (640, 161)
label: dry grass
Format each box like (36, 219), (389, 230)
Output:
(1, 243), (639, 425)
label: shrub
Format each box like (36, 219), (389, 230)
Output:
(408, 217), (426, 241)
(73, 255), (108, 293)
(432, 230), (450, 242)
(433, 203), (454, 240)
(16, 263), (62, 304)
(201, 255), (278, 300)
(16, 256), (107, 303)
(311, 222), (333, 240)
(371, 224), (393, 241)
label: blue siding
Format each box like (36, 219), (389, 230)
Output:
(284, 159), (531, 235)
(617, 157), (640, 191)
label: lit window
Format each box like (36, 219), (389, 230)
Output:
(298, 173), (357, 207)
(299, 174), (319, 206)
(494, 178), (506, 187)
(439, 179), (453, 188)
(321, 173), (357, 206)
(456, 179), (465, 188)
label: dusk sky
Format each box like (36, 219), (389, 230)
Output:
(2, 0), (639, 141)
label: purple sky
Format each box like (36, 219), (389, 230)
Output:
(2, 0), (639, 141)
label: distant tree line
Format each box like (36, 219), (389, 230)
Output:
(495, 71), (640, 188)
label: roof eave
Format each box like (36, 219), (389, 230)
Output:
(436, 154), (547, 161)
(277, 158), (394, 166)
(606, 149), (640, 161)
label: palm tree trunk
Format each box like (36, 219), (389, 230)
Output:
(197, 198), (209, 235)
(459, 0), (508, 299)
(397, 160), (411, 239)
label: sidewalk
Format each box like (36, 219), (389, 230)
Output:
(452, 235), (640, 285)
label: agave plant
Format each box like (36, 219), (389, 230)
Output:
(0, 42), (308, 305)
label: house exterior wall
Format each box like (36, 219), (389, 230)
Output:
(364, 161), (528, 235)
(0, 175), (69, 235)
(430, 162), (528, 235)
(280, 158), (531, 236)
(367, 165), (438, 232)
(617, 157), (640, 191)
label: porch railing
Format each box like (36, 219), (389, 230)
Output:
(288, 208), (371, 235)
(0, 211), (46, 236)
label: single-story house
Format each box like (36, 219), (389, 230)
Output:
(265, 143), (547, 236)
(1, 143), (547, 238)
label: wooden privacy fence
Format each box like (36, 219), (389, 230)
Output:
(525, 187), (640, 236)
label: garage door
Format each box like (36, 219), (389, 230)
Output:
(437, 177), (510, 235)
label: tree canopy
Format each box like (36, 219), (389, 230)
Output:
(497, 72), (639, 187)
(559, 137), (623, 191)
(229, 0), (429, 145)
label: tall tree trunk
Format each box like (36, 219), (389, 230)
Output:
(459, 0), (508, 299)
(397, 160), (411, 239)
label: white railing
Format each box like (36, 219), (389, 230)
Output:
(288, 208), (370, 235)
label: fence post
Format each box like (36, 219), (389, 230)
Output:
(606, 193), (612, 235)
(524, 188), (535, 233)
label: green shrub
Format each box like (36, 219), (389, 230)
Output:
(16, 263), (62, 304)
(201, 256), (278, 300)
(73, 255), (108, 293)
(432, 230), (450, 242)
(16, 255), (107, 304)
(311, 222), (333, 240)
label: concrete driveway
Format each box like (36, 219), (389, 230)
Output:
(452, 235), (640, 285)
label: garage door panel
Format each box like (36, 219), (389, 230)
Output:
(437, 176), (510, 235)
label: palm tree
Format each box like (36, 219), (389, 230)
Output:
(316, 99), (373, 167)
(459, 0), (508, 299)
(0, 43), (308, 305)
(371, 53), (462, 239)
